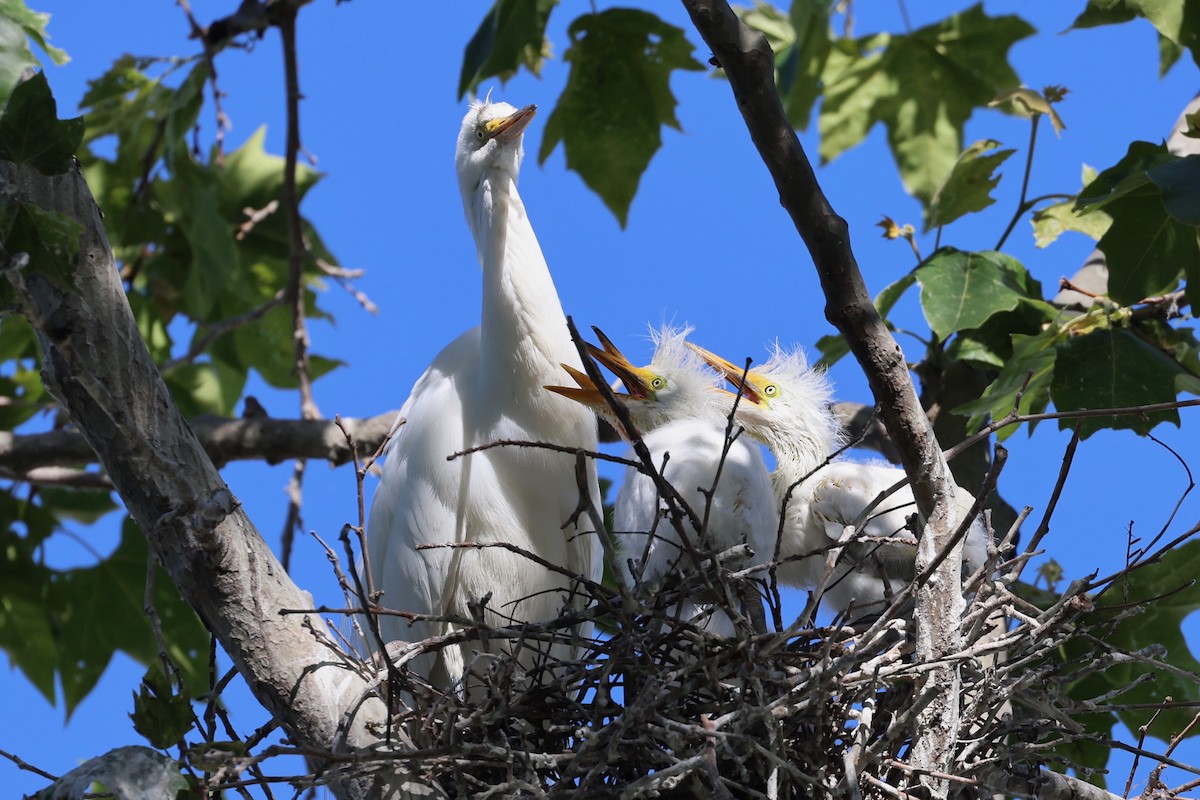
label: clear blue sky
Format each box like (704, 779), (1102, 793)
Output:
(4, 1), (1199, 795)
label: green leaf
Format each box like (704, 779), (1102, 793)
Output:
(0, 197), (83, 290)
(915, 249), (1032, 340)
(953, 327), (1060, 439)
(1032, 200), (1112, 248)
(538, 9), (703, 226)
(1074, 143), (1199, 305)
(1075, 542), (1200, 743)
(1146, 153), (1200, 225)
(54, 518), (208, 713)
(1075, 140), (1173, 210)
(0, 70), (82, 173)
(218, 304), (343, 389)
(1050, 328), (1185, 438)
(0, 0), (68, 106)
(926, 139), (1015, 230)
(163, 360), (247, 418)
(1071, 0), (1200, 70)
(131, 663), (194, 749)
(154, 163), (242, 320)
(1095, 185), (1195, 305)
(0, 0), (67, 64)
(737, 0), (834, 130)
(819, 5), (1033, 207)
(458, 0), (556, 100)
(218, 126), (321, 211)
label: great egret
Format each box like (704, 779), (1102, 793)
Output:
(546, 326), (775, 634)
(689, 343), (987, 621)
(366, 101), (601, 689)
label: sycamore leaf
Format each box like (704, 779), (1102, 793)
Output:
(954, 327), (1061, 438)
(0, 70), (83, 174)
(915, 249), (1032, 340)
(458, 0), (556, 100)
(1071, 0), (1200, 70)
(819, 4), (1033, 207)
(1077, 143), (1199, 306)
(0, 198), (81, 296)
(1076, 140), (1173, 210)
(926, 139), (1015, 230)
(131, 664), (193, 750)
(1050, 328), (1184, 438)
(538, 9), (703, 226)
(0, 0), (68, 106)
(1096, 185), (1194, 305)
(1146, 153), (1200, 225)
(54, 518), (208, 714)
(738, 0), (834, 130)
(1032, 201), (1112, 248)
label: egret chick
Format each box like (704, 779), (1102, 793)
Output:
(689, 342), (987, 621)
(367, 101), (601, 690)
(547, 326), (775, 634)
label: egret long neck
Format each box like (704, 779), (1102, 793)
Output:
(472, 171), (581, 407)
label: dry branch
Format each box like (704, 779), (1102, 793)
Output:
(0, 411), (397, 472)
(0, 159), (408, 800)
(679, 2), (967, 793)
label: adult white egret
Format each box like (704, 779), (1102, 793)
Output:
(689, 343), (988, 621)
(366, 101), (601, 689)
(546, 326), (775, 634)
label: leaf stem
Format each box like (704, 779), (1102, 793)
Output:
(995, 114), (1040, 251)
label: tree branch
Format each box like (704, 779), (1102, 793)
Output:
(1, 160), (404, 799)
(0, 411), (398, 472)
(679, 2), (965, 794)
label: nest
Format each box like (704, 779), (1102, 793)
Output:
(333, 530), (1175, 800)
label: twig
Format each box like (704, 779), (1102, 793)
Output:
(995, 114), (1040, 251)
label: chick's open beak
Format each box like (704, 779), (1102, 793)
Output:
(485, 104), (537, 145)
(544, 363), (605, 407)
(587, 327), (653, 400)
(685, 342), (765, 405)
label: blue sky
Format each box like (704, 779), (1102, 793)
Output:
(4, 1), (1199, 795)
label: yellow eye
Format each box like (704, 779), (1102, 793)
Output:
(650, 376), (666, 391)
(762, 384), (779, 397)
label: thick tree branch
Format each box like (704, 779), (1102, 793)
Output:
(0, 411), (397, 472)
(0, 161), (405, 799)
(680, 2), (965, 794)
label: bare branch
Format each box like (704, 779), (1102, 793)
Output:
(0, 412), (398, 472)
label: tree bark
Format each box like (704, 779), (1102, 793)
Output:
(679, 2), (966, 795)
(0, 410), (397, 471)
(1, 160), (405, 799)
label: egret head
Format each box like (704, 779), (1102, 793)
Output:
(545, 325), (720, 435)
(687, 341), (844, 467)
(455, 100), (536, 193)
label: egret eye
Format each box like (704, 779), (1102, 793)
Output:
(762, 384), (779, 398)
(475, 128), (486, 141)
(650, 376), (666, 391)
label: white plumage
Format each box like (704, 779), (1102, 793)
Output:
(690, 342), (988, 620)
(366, 101), (601, 689)
(547, 326), (775, 634)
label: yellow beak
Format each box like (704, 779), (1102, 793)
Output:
(484, 104), (537, 145)
(544, 363), (606, 406)
(543, 327), (657, 408)
(685, 342), (765, 405)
